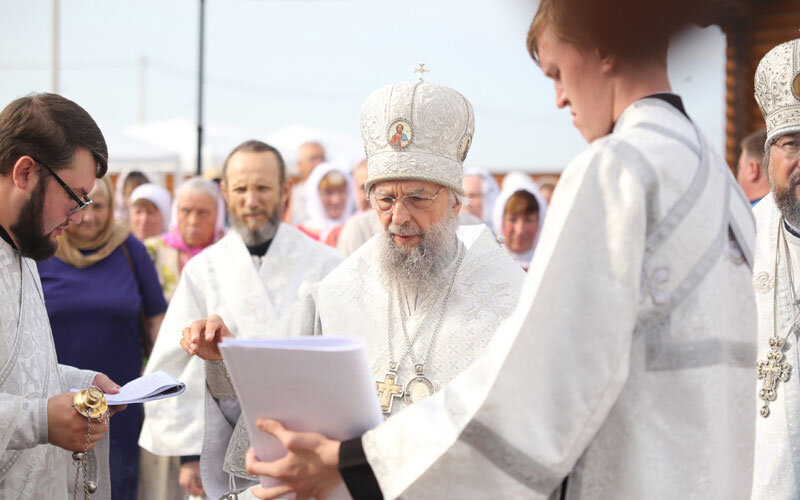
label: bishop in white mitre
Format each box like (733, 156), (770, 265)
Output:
(751, 38), (800, 500)
(139, 141), (342, 479)
(239, 8), (758, 500)
(183, 75), (525, 499)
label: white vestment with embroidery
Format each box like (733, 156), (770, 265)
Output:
(139, 224), (342, 457)
(359, 98), (758, 499)
(199, 224), (525, 499)
(751, 193), (800, 499)
(0, 238), (111, 499)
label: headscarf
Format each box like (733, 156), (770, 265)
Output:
(129, 183), (172, 232)
(462, 166), (500, 232)
(55, 177), (131, 269)
(303, 161), (356, 241)
(113, 169), (150, 222)
(492, 180), (548, 270)
(162, 177), (226, 261)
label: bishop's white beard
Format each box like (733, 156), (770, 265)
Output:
(377, 213), (459, 294)
(772, 168), (800, 229)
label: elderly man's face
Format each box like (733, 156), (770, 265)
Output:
(770, 132), (800, 226)
(372, 180), (458, 252)
(178, 191), (217, 248)
(462, 175), (484, 218)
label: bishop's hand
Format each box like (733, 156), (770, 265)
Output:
(245, 419), (343, 500)
(179, 314), (233, 361)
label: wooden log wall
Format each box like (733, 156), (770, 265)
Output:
(723, 0), (800, 169)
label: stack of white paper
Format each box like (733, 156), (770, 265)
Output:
(219, 336), (383, 496)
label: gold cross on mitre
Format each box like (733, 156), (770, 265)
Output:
(414, 62), (429, 81)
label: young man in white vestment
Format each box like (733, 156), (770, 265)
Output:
(228, 2), (759, 499)
(180, 73), (526, 499)
(750, 37), (800, 500)
(139, 140), (342, 498)
(0, 93), (125, 499)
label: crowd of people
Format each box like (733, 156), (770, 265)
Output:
(2, 1), (800, 499)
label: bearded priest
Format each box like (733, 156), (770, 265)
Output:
(751, 38), (800, 500)
(139, 140), (342, 498)
(181, 73), (526, 499)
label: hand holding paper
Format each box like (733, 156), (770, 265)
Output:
(245, 419), (343, 500)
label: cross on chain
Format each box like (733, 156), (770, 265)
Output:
(376, 364), (403, 415)
(414, 62), (429, 80)
(758, 335), (792, 417)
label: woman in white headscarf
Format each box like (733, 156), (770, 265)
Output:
(298, 161), (356, 246)
(129, 183), (172, 241)
(144, 177), (226, 303)
(492, 180), (548, 271)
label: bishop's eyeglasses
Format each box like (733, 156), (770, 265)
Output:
(775, 134), (800, 160)
(368, 187), (445, 213)
(33, 157), (93, 216)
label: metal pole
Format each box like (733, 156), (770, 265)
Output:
(51, 0), (59, 93)
(196, 0), (205, 176)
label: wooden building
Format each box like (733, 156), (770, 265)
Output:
(718, 0), (800, 169)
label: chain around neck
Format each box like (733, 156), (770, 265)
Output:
(386, 241), (466, 371)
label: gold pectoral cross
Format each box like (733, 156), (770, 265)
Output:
(758, 335), (792, 417)
(376, 363), (403, 415)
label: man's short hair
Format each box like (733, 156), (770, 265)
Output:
(741, 129), (767, 164)
(0, 93), (107, 178)
(222, 140), (286, 185)
(526, 0), (706, 65)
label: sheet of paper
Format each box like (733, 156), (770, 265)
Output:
(219, 336), (383, 498)
(103, 370), (186, 405)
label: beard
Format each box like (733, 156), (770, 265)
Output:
(772, 168), (800, 229)
(229, 203), (282, 246)
(377, 212), (459, 294)
(10, 178), (59, 261)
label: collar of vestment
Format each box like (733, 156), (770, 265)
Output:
(645, 93), (689, 120)
(784, 219), (800, 240)
(0, 224), (17, 250)
(246, 238), (272, 257)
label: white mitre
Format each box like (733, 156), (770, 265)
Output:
(755, 38), (800, 148)
(361, 65), (475, 195)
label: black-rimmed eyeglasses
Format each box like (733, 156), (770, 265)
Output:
(32, 157), (93, 216)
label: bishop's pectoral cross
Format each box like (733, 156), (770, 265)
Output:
(376, 362), (403, 415)
(758, 335), (792, 417)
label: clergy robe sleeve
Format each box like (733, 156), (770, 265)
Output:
(2, 364), (95, 450)
(360, 142), (649, 499)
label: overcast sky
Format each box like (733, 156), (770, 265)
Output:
(0, 0), (728, 172)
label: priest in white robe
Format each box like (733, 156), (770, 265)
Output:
(237, 5), (758, 500)
(182, 75), (526, 499)
(0, 93), (122, 499)
(139, 140), (342, 497)
(750, 38), (800, 500)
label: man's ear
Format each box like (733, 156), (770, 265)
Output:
(748, 160), (762, 183)
(220, 180), (229, 204)
(451, 195), (462, 216)
(600, 50), (616, 75)
(11, 156), (38, 191)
